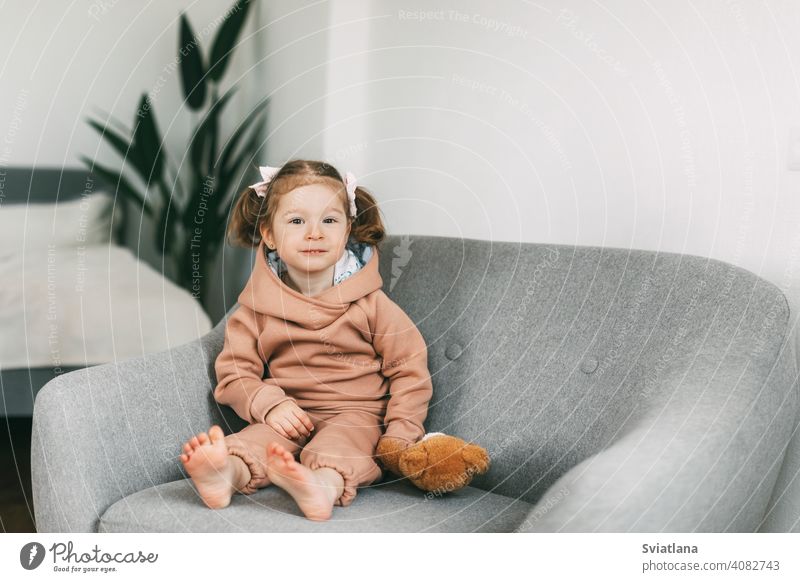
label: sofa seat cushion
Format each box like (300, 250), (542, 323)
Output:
(99, 477), (531, 532)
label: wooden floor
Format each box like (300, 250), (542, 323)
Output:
(0, 417), (36, 532)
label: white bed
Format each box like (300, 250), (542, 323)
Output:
(0, 166), (212, 415)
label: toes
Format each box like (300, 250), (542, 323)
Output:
(209, 425), (224, 442)
(183, 443), (192, 454)
(190, 436), (200, 447)
(198, 432), (209, 444)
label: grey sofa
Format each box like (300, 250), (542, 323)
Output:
(31, 235), (800, 532)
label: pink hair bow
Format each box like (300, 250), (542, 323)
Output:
(249, 165), (281, 198)
(344, 171), (358, 217)
(250, 164), (358, 218)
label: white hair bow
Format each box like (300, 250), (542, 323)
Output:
(248, 165), (281, 198)
(250, 165), (359, 218)
(343, 171), (358, 217)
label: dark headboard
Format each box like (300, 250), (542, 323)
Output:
(0, 165), (125, 244)
(0, 166), (105, 205)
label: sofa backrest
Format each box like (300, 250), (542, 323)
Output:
(376, 235), (797, 505)
(214, 235), (796, 509)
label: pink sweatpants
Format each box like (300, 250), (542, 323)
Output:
(224, 409), (384, 507)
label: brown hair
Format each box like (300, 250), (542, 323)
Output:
(227, 159), (386, 250)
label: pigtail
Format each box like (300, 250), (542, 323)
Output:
(350, 185), (386, 248)
(226, 185), (268, 248)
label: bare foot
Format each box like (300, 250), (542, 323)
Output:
(265, 442), (342, 521)
(180, 425), (247, 509)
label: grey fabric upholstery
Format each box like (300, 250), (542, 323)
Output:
(31, 235), (800, 532)
(99, 479), (529, 533)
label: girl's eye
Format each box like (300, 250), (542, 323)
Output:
(288, 218), (337, 224)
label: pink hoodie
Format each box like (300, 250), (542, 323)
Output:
(213, 240), (432, 444)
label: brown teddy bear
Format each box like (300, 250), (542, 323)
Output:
(376, 432), (490, 493)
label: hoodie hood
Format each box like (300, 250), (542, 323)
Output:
(238, 238), (383, 330)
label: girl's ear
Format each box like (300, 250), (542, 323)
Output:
(259, 222), (272, 247)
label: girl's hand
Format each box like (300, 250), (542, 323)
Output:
(265, 400), (314, 440)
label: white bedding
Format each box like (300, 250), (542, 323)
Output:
(0, 244), (213, 370)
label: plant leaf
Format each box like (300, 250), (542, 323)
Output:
(78, 156), (154, 218)
(89, 106), (131, 136)
(219, 112), (265, 197)
(86, 116), (161, 189)
(179, 13), (206, 110)
(208, 0), (252, 83)
(155, 179), (180, 256)
(189, 85), (236, 172)
(217, 98), (268, 177)
(86, 118), (136, 163)
(131, 94), (165, 186)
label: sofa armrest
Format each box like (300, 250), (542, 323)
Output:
(31, 316), (233, 532)
(517, 348), (798, 532)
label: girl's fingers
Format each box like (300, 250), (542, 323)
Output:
(277, 418), (299, 439)
(268, 421), (288, 439)
(292, 410), (314, 434)
(295, 419), (310, 437)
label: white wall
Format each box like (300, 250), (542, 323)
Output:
(317, 0), (800, 307)
(4, 0), (800, 315)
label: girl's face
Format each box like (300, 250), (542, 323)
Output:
(259, 182), (351, 277)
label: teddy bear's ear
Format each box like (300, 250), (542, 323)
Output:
(461, 444), (491, 476)
(398, 447), (429, 479)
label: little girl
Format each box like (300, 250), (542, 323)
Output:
(179, 159), (433, 521)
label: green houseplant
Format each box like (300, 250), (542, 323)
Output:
(81, 0), (267, 307)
